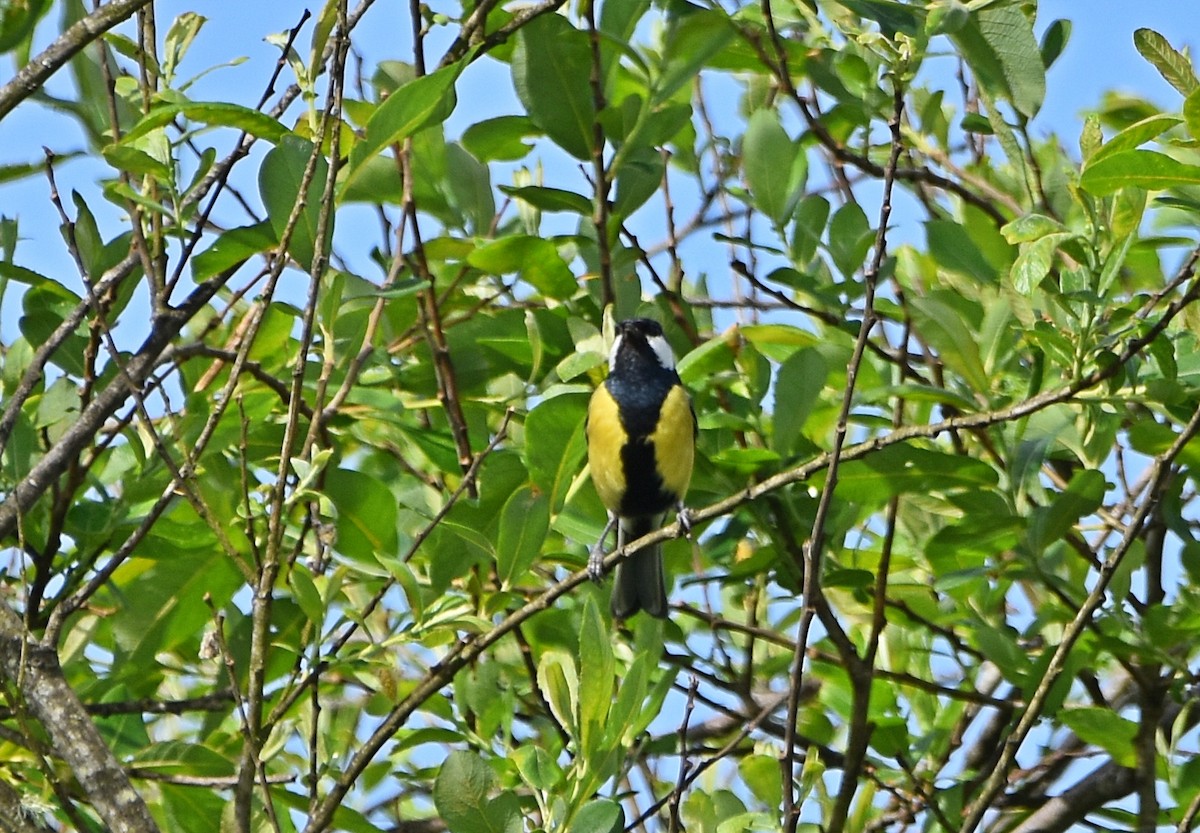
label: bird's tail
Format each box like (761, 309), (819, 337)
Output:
(611, 515), (667, 619)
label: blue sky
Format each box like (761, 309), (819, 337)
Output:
(0, 2), (1196, 823)
(0, 1), (1196, 319)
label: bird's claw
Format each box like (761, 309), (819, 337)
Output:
(587, 544), (607, 583)
(676, 504), (693, 538)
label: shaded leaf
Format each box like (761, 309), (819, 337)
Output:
(496, 486), (549, 588)
(951, 4), (1044, 118)
(512, 14), (595, 160)
(568, 799), (623, 833)
(258, 134), (331, 270)
(654, 9), (733, 102)
(577, 597), (614, 755)
(121, 100), (288, 145)
(500, 185), (592, 216)
(348, 61), (462, 175)
(434, 751), (522, 833)
(467, 235), (576, 299)
(1039, 19), (1070, 70)
(742, 109), (805, 227)
(1060, 707), (1138, 767)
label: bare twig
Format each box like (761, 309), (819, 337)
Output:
(0, 0), (153, 120)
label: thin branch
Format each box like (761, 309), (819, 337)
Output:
(298, 245), (1200, 832)
(584, 0), (614, 308)
(0, 0), (153, 120)
(959, 405), (1200, 833)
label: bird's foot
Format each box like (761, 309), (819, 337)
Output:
(676, 504), (693, 538)
(587, 544), (607, 582)
(588, 513), (617, 582)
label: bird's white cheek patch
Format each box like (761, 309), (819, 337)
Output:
(648, 335), (676, 370)
(608, 333), (625, 371)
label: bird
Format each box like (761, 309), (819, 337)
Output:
(586, 318), (696, 619)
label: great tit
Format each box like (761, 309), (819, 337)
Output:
(586, 318), (696, 619)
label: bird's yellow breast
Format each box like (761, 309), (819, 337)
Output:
(651, 385), (695, 500)
(587, 385), (628, 512)
(587, 382), (695, 514)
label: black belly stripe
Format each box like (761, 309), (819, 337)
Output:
(618, 437), (676, 517)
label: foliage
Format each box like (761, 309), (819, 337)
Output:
(0, 1), (1199, 832)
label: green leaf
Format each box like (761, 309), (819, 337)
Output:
(69, 190), (103, 279)
(613, 147), (665, 219)
(102, 143), (171, 181)
(568, 799), (623, 833)
(973, 623), (1030, 685)
(537, 650), (579, 735)
(1185, 89), (1200, 142)
(258, 134), (331, 270)
(512, 745), (562, 791)
(742, 109), (805, 227)
(605, 642), (651, 746)
(347, 61), (463, 178)
(836, 444), (998, 506)
(1133, 28), (1199, 97)
(499, 185), (592, 216)
(524, 393), (589, 511)
(653, 9), (733, 103)
(1080, 114), (1103, 161)
(496, 486), (549, 588)
(325, 467), (399, 567)
(1080, 149), (1200, 196)
(1026, 469), (1107, 555)
(908, 293), (988, 392)
(790, 195), (830, 265)
(833, 0), (925, 38)
(1009, 232), (1074, 295)
(951, 4), (1045, 118)
(676, 334), (735, 386)
(445, 142), (495, 234)
(462, 115), (535, 162)
(601, 0), (650, 43)
(120, 101), (288, 146)
(467, 235), (577, 299)
(741, 754), (783, 810)
(925, 220), (999, 282)
(1000, 214), (1066, 245)
(433, 751), (522, 833)
(1039, 18), (1070, 70)
(191, 221), (276, 282)
(512, 14), (595, 160)
(772, 348), (826, 455)
(19, 280), (87, 377)
(0, 0), (49, 53)
(1087, 114), (1183, 167)
(1059, 707), (1138, 767)
(828, 201), (871, 278)
(577, 596), (614, 755)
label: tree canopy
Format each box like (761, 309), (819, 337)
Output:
(1, 1), (1200, 832)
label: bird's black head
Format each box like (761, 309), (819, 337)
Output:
(609, 318), (676, 373)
